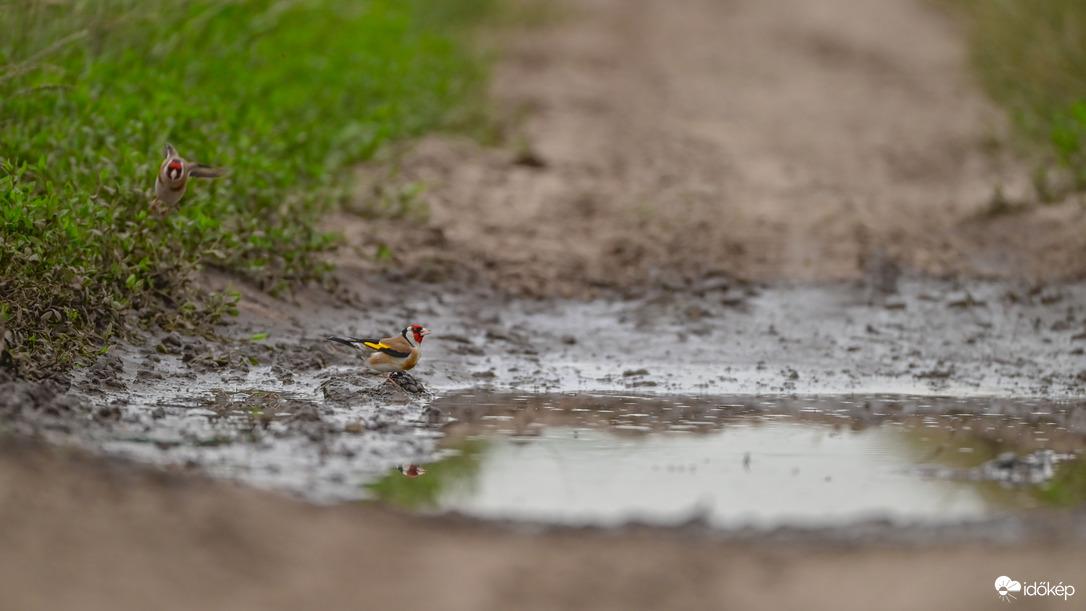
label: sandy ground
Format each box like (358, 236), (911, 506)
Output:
(340, 0), (1086, 297)
(4, 0), (1086, 609)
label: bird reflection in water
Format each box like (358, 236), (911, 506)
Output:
(398, 464), (427, 478)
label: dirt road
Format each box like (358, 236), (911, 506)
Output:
(3, 1), (1086, 609)
(343, 0), (1085, 297)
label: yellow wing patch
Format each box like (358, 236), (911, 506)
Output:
(363, 341), (390, 350)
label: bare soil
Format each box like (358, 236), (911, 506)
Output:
(339, 0), (1086, 298)
(4, 0), (1086, 609)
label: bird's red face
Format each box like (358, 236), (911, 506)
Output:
(410, 325), (431, 344)
(166, 159), (184, 181)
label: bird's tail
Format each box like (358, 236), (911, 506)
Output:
(327, 336), (365, 350)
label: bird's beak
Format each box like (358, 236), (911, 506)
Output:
(421, 328), (432, 336)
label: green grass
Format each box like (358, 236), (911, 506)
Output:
(942, 0), (1086, 196)
(1034, 459), (1086, 509)
(0, 0), (499, 377)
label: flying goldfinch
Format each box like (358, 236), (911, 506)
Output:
(327, 325), (432, 382)
(151, 143), (229, 215)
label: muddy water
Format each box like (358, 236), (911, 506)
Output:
(43, 279), (1086, 529)
(367, 393), (1085, 528)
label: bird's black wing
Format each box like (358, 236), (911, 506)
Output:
(327, 336), (411, 358)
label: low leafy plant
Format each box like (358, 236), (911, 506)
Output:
(0, 0), (496, 377)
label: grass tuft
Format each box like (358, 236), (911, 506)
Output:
(0, 0), (496, 378)
(942, 0), (1086, 194)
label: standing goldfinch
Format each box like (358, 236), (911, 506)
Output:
(327, 325), (432, 382)
(151, 143), (228, 215)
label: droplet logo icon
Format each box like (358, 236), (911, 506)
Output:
(995, 576), (1022, 602)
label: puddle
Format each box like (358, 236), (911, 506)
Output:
(367, 393), (1086, 529)
(62, 277), (1086, 511)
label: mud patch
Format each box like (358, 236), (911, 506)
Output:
(0, 370), (84, 436)
(8, 277), (1085, 512)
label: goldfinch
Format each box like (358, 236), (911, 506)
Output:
(327, 325), (432, 382)
(151, 143), (229, 215)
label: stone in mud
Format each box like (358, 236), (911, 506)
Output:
(81, 354), (126, 392)
(286, 403), (322, 423)
(388, 372), (427, 395)
(136, 368), (164, 382)
(160, 333), (184, 352)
